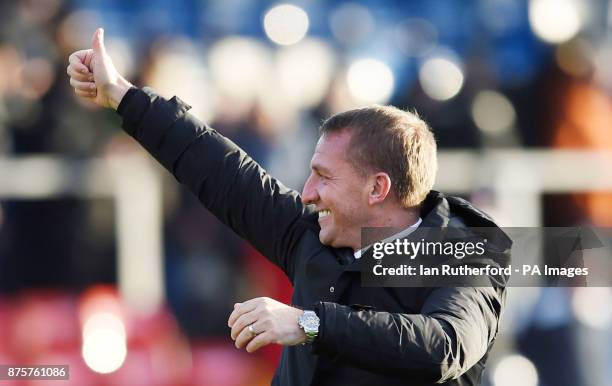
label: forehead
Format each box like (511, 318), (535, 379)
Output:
(311, 130), (353, 166)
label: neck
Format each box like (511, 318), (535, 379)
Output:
(372, 206), (420, 229)
(350, 205), (421, 251)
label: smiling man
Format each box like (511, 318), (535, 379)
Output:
(67, 29), (508, 386)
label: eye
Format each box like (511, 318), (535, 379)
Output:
(312, 168), (330, 183)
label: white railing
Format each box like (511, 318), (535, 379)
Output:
(0, 153), (164, 316)
(1, 149), (611, 312)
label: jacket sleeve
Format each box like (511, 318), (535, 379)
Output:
(313, 286), (504, 382)
(117, 87), (309, 279)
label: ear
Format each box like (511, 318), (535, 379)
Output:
(367, 172), (392, 205)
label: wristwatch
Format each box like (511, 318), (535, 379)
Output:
(298, 310), (320, 344)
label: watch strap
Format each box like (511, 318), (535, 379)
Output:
(299, 310), (319, 345)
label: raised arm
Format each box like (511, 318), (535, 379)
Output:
(67, 28), (310, 278)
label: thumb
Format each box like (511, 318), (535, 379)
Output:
(92, 28), (106, 55)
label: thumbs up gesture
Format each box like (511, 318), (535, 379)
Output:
(67, 28), (133, 109)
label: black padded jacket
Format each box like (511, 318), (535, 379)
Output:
(117, 87), (511, 386)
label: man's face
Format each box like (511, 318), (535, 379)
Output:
(301, 130), (370, 250)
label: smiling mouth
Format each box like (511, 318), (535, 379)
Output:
(318, 209), (331, 219)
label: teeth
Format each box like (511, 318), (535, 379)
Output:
(318, 210), (331, 218)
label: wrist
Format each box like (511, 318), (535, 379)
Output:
(108, 77), (133, 110)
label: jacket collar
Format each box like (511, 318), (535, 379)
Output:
(419, 190), (450, 228)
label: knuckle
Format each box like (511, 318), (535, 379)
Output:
(236, 320), (245, 330)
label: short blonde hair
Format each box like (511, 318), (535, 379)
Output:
(320, 105), (437, 208)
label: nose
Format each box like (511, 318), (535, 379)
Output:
(301, 172), (319, 205)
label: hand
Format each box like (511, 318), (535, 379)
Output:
(228, 297), (306, 353)
(66, 28), (133, 110)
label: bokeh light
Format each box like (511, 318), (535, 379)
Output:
(57, 10), (103, 50)
(471, 90), (516, 135)
(594, 43), (612, 89)
(81, 312), (127, 374)
(148, 37), (215, 122)
(528, 0), (582, 44)
(329, 3), (374, 45)
(264, 4), (309, 46)
(208, 36), (272, 104)
(79, 287), (128, 374)
(82, 312), (126, 338)
(276, 39), (335, 108)
(572, 287), (612, 329)
(346, 58), (394, 104)
(395, 18), (438, 57)
(419, 54), (464, 101)
(555, 38), (595, 77)
(492, 354), (539, 386)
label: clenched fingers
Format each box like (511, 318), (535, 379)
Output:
(234, 321), (260, 349)
(68, 50), (92, 73)
(67, 64), (94, 82)
(245, 331), (274, 353)
(230, 310), (258, 340)
(70, 77), (96, 92)
(74, 88), (96, 98)
(228, 300), (259, 327)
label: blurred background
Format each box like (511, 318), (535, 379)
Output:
(0, 0), (611, 385)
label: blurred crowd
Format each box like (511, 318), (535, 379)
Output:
(0, 0), (610, 385)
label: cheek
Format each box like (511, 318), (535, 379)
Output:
(320, 181), (367, 221)
(330, 198), (361, 226)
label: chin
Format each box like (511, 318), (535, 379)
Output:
(319, 230), (346, 248)
(318, 233), (331, 246)
(318, 228), (335, 246)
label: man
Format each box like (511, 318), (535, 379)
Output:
(67, 29), (509, 385)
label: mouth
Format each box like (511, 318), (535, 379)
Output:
(318, 209), (331, 219)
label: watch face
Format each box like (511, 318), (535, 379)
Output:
(300, 311), (320, 331)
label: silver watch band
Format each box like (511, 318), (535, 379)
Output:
(298, 310), (320, 345)
(304, 329), (317, 344)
